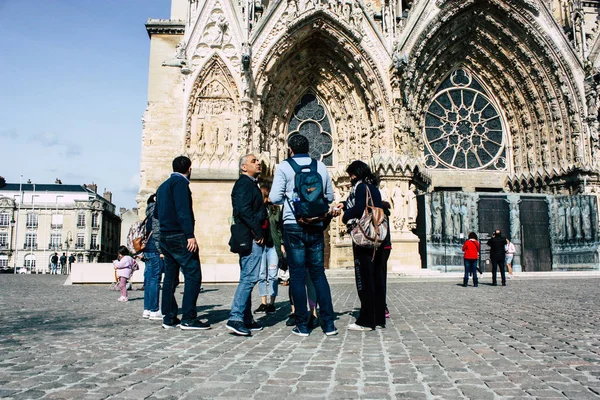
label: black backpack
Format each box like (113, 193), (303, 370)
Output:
(286, 158), (329, 225)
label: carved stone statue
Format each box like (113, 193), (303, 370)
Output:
(379, 181), (391, 203)
(571, 199), (582, 240)
(391, 183), (405, 230)
(557, 200), (566, 241)
(460, 197), (470, 235)
(443, 194), (453, 239)
(565, 200), (573, 241)
(431, 194), (442, 236)
(509, 203), (520, 241)
(406, 184), (417, 222)
(582, 200), (592, 240)
(215, 16), (228, 46)
(451, 196), (461, 238)
(162, 40), (187, 68)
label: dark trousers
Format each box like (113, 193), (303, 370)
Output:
(491, 257), (506, 285)
(353, 245), (387, 329)
(160, 233), (202, 324)
(283, 224), (335, 332)
(464, 258), (478, 287)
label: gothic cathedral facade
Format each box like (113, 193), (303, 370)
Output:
(139, 0), (600, 271)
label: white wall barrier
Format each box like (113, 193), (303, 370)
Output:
(68, 262), (240, 284)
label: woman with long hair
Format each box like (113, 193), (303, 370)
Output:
(335, 160), (386, 331)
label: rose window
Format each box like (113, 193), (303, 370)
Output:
(288, 93), (333, 166)
(424, 69), (507, 170)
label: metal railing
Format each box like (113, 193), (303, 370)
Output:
(24, 243), (38, 250)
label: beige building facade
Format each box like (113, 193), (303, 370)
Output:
(139, 0), (600, 270)
(0, 183), (121, 273)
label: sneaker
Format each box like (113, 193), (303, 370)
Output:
(142, 310), (151, 319)
(376, 324), (386, 329)
(162, 319), (181, 330)
(324, 326), (338, 336)
(291, 326), (310, 337)
(348, 323), (373, 331)
(285, 314), (296, 326)
(265, 304), (276, 314)
(254, 304), (268, 314)
(148, 311), (163, 320)
(245, 321), (263, 331)
(180, 320), (211, 330)
(118, 296), (128, 302)
(226, 320), (251, 336)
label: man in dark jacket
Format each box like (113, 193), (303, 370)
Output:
(487, 229), (507, 286)
(155, 156), (210, 330)
(226, 153), (267, 336)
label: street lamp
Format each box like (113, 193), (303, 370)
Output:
(13, 175), (22, 274)
(64, 231), (72, 275)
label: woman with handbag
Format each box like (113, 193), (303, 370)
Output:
(334, 161), (387, 331)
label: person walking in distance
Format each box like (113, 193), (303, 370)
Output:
(68, 254), (75, 270)
(226, 154), (267, 336)
(462, 232), (480, 287)
(505, 238), (516, 279)
(269, 134), (338, 337)
(142, 194), (164, 321)
(155, 156), (210, 330)
(487, 229), (507, 286)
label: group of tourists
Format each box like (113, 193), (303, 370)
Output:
(461, 229), (516, 287)
(115, 134), (392, 336)
(50, 252), (74, 274)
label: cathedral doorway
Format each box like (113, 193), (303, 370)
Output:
(477, 195), (509, 272)
(519, 198), (552, 272)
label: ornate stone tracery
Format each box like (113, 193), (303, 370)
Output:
(185, 54), (240, 170)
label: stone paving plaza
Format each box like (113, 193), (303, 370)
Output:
(0, 274), (599, 399)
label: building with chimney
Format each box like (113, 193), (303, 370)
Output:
(0, 182), (121, 273)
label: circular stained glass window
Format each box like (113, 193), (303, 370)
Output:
(424, 69), (507, 170)
(288, 93), (333, 166)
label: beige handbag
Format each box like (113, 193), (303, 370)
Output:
(350, 186), (388, 253)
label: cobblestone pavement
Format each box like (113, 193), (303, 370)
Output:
(0, 274), (599, 399)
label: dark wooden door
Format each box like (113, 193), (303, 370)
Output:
(478, 196), (509, 272)
(519, 198), (552, 271)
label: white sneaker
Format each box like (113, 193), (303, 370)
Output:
(142, 310), (151, 318)
(148, 311), (163, 320)
(118, 296), (128, 302)
(348, 323), (373, 331)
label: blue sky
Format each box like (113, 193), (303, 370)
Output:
(0, 0), (170, 210)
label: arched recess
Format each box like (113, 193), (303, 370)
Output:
(184, 53), (240, 170)
(254, 12), (391, 172)
(398, 0), (588, 183)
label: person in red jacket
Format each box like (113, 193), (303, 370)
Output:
(461, 232), (480, 287)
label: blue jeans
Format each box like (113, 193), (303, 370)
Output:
(283, 223), (335, 332)
(160, 233), (202, 325)
(144, 252), (164, 312)
(464, 258), (478, 286)
(229, 241), (263, 323)
(258, 246), (279, 297)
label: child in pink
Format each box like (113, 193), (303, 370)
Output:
(113, 246), (136, 302)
